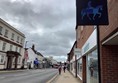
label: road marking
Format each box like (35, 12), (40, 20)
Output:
(46, 73), (58, 83)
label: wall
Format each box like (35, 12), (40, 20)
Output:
(100, 0), (118, 41)
(76, 26), (94, 49)
(101, 45), (118, 83)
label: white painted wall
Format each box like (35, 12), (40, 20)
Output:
(0, 19), (25, 69)
(27, 48), (38, 68)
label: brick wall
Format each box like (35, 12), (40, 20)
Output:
(100, 0), (118, 41)
(101, 45), (118, 83)
(76, 26), (94, 48)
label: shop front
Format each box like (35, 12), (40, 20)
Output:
(86, 49), (99, 83)
(81, 29), (99, 83)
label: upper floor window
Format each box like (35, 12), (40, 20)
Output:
(2, 42), (6, 51)
(17, 36), (19, 43)
(4, 29), (8, 38)
(15, 46), (18, 52)
(20, 38), (23, 44)
(11, 33), (14, 40)
(0, 26), (3, 35)
(10, 44), (13, 51)
(19, 48), (21, 53)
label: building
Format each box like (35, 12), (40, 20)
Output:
(68, 0), (118, 83)
(26, 45), (45, 69)
(0, 18), (25, 69)
(36, 52), (44, 68)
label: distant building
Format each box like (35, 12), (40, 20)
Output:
(0, 18), (25, 69)
(36, 52), (44, 68)
(27, 48), (37, 68)
(26, 45), (44, 69)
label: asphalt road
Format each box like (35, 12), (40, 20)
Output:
(0, 69), (58, 83)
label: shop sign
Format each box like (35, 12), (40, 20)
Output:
(82, 29), (97, 55)
(74, 48), (81, 59)
(76, 0), (109, 25)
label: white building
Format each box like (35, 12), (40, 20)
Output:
(27, 48), (38, 68)
(0, 18), (25, 69)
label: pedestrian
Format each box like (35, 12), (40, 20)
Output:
(63, 65), (66, 73)
(63, 62), (67, 73)
(58, 62), (62, 75)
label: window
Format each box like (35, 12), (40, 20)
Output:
(10, 44), (13, 51)
(2, 42), (6, 51)
(77, 58), (82, 78)
(4, 29), (8, 37)
(19, 48), (21, 53)
(18, 56), (21, 63)
(15, 46), (18, 52)
(86, 50), (99, 83)
(11, 33), (14, 40)
(17, 36), (19, 43)
(0, 55), (4, 64)
(0, 26), (3, 35)
(20, 38), (23, 44)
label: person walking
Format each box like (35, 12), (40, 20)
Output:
(63, 65), (66, 73)
(63, 62), (67, 73)
(58, 62), (62, 75)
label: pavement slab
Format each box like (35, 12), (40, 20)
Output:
(53, 70), (80, 83)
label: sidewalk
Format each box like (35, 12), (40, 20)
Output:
(53, 70), (81, 83)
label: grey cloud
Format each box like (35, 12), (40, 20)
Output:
(0, 0), (76, 62)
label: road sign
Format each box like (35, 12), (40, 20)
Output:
(76, 0), (109, 25)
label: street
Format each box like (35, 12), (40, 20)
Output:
(0, 69), (58, 83)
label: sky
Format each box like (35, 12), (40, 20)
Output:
(0, 0), (76, 62)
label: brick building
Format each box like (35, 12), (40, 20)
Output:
(68, 0), (118, 83)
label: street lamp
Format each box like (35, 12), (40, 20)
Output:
(25, 41), (28, 49)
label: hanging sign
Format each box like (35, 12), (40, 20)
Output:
(76, 0), (109, 25)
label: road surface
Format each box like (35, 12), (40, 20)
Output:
(0, 69), (58, 83)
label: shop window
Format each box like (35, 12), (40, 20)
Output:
(77, 58), (82, 77)
(86, 49), (99, 83)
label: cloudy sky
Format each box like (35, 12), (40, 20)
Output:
(0, 0), (76, 62)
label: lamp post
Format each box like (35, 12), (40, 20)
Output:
(25, 41), (28, 49)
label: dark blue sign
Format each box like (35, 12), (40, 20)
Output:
(76, 0), (109, 25)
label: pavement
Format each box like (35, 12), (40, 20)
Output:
(52, 70), (81, 83)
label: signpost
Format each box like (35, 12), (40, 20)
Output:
(76, 0), (109, 83)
